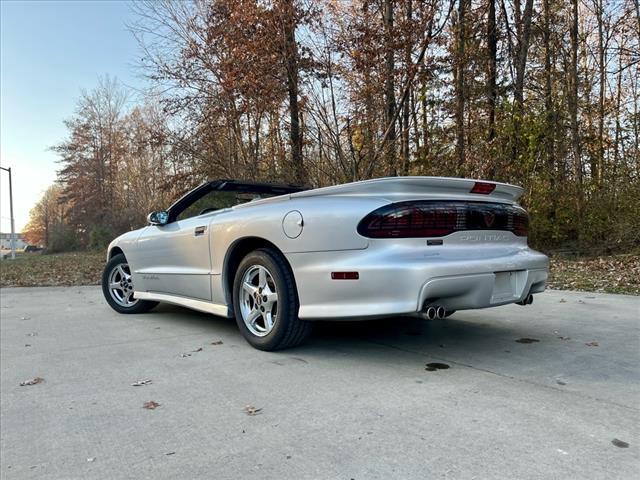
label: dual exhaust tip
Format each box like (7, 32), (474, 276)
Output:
(425, 294), (534, 318)
(424, 305), (446, 320)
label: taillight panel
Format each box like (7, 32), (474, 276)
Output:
(357, 201), (528, 238)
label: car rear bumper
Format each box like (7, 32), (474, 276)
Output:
(286, 240), (549, 320)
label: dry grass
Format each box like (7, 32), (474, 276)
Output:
(1, 250), (638, 296)
(0, 251), (104, 288)
(547, 254), (639, 295)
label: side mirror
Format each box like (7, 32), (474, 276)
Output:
(147, 210), (169, 226)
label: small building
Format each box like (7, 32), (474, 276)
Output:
(0, 232), (28, 250)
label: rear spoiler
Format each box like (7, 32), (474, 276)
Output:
(291, 176), (524, 202)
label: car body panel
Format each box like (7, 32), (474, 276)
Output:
(106, 176), (549, 320)
(133, 215), (213, 301)
(286, 233), (548, 319)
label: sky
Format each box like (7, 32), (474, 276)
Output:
(0, 0), (144, 232)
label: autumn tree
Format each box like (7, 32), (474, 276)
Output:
(22, 185), (66, 248)
(42, 0), (640, 255)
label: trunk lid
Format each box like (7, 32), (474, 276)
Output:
(291, 176), (523, 203)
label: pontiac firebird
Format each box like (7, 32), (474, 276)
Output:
(102, 177), (549, 350)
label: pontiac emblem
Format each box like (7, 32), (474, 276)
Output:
(483, 212), (496, 228)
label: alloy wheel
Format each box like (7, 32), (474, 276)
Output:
(107, 263), (139, 308)
(239, 265), (278, 337)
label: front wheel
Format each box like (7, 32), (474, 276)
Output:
(102, 253), (157, 314)
(233, 248), (311, 351)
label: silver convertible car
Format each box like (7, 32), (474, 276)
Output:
(102, 177), (549, 350)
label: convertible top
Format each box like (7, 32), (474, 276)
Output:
(214, 179), (307, 195)
(166, 179), (307, 222)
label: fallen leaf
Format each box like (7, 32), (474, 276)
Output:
(143, 400), (160, 410)
(19, 377), (44, 386)
(131, 379), (152, 387)
(515, 337), (540, 344)
(243, 405), (262, 416)
(425, 362), (450, 371)
(210, 340), (223, 345)
(585, 341), (599, 347)
(612, 438), (629, 448)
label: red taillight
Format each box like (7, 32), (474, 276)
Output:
(470, 182), (496, 194)
(513, 212), (529, 236)
(357, 203), (458, 238)
(358, 201), (530, 238)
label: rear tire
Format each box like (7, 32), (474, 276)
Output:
(233, 248), (311, 351)
(102, 253), (158, 314)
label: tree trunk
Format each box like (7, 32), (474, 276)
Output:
(455, 0), (467, 171)
(383, 0), (397, 175)
(542, 0), (555, 174)
(402, 0), (412, 175)
(281, 0), (304, 184)
(595, 0), (605, 184)
(634, 0), (640, 43)
(487, 0), (497, 142)
(569, 0), (583, 205)
(511, 0), (534, 163)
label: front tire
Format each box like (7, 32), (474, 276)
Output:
(102, 253), (157, 314)
(233, 248), (311, 351)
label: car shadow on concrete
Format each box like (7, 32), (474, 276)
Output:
(148, 304), (550, 372)
(150, 302), (516, 353)
(136, 302), (637, 399)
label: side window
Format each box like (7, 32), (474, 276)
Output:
(176, 190), (266, 221)
(177, 191), (236, 221)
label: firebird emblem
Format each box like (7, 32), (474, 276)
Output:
(483, 212), (496, 228)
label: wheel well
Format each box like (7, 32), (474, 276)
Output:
(109, 246), (124, 259)
(223, 237), (296, 307)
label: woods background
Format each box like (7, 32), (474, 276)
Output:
(23, 0), (640, 255)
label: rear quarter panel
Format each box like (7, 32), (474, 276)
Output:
(208, 195), (389, 274)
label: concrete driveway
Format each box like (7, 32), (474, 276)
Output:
(0, 286), (638, 479)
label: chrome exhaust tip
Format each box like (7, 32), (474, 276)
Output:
(425, 306), (437, 320)
(436, 306), (446, 319)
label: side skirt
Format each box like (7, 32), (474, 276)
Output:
(135, 291), (232, 318)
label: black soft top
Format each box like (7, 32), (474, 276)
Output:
(214, 179), (307, 195)
(166, 179), (307, 222)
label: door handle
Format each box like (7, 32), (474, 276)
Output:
(194, 226), (207, 236)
